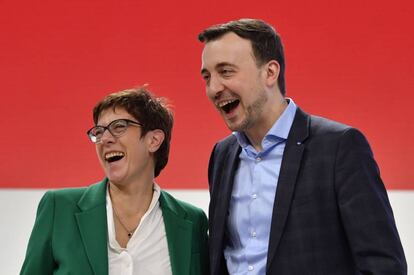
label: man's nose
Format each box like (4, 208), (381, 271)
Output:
(207, 75), (225, 98)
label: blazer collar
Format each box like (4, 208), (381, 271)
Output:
(76, 179), (108, 275)
(160, 191), (193, 275)
(266, 107), (310, 271)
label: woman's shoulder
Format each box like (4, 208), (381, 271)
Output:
(41, 180), (106, 207)
(159, 190), (207, 220)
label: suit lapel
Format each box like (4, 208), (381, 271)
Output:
(210, 138), (241, 273)
(160, 191), (193, 275)
(75, 180), (108, 275)
(266, 108), (310, 271)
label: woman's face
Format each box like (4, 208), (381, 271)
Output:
(95, 107), (153, 186)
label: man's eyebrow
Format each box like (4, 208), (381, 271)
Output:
(215, 62), (235, 69)
(201, 62), (236, 74)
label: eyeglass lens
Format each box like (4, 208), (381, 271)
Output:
(88, 119), (132, 143)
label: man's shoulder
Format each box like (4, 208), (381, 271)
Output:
(290, 107), (368, 146)
(293, 106), (350, 131)
(217, 134), (237, 145)
(309, 114), (353, 135)
(214, 134), (238, 152)
(305, 113), (370, 148)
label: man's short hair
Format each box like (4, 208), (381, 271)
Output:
(198, 18), (286, 95)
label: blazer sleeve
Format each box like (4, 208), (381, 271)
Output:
(20, 191), (56, 275)
(335, 128), (407, 274)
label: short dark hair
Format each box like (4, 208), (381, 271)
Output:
(198, 18), (286, 95)
(92, 87), (173, 177)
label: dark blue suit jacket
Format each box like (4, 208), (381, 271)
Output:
(208, 107), (407, 275)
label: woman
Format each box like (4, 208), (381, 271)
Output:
(21, 87), (209, 275)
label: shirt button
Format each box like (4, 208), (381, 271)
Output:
(248, 265), (254, 271)
(252, 194), (257, 199)
(251, 231), (257, 238)
(255, 157), (261, 162)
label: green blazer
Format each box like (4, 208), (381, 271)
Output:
(20, 180), (209, 275)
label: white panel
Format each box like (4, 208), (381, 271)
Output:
(1, 189), (412, 274)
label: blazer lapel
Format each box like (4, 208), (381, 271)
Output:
(160, 191), (193, 275)
(266, 108), (310, 271)
(75, 180), (108, 275)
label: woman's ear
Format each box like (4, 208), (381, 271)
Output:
(147, 129), (165, 153)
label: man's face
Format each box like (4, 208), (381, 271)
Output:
(201, 32), (269, 132)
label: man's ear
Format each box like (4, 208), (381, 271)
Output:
(147, 129), (165, 153)
(264, 60), (280, 87)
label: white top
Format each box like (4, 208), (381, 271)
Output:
(106, 183), (172, 275)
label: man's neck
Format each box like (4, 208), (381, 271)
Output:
(245, 98), (288, 152)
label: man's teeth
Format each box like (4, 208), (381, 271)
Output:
(217, 99), (237, 108)
(105, 152), (125, 160)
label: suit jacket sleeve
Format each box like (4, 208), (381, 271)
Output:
(335, 128), (407, 274)
(20, 191), (56, 275)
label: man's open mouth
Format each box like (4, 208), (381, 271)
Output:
(218, 99), (240, 114)
(105, 152), (125, 163)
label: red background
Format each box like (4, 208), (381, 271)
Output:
(1, 0), (413, 189)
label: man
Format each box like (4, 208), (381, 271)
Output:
(199, 19), (406, 274)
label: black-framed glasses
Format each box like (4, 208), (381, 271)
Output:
(87, 119), (143, 143)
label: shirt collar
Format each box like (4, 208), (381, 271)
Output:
(233, 98), (297, 148)
(106, 182), (162, 251)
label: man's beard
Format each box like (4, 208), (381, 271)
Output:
(228, 89), (267, 132)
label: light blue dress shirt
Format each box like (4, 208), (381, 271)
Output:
(224, 99), (297, 275)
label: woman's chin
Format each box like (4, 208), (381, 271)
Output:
(106, 173), (126, 185)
